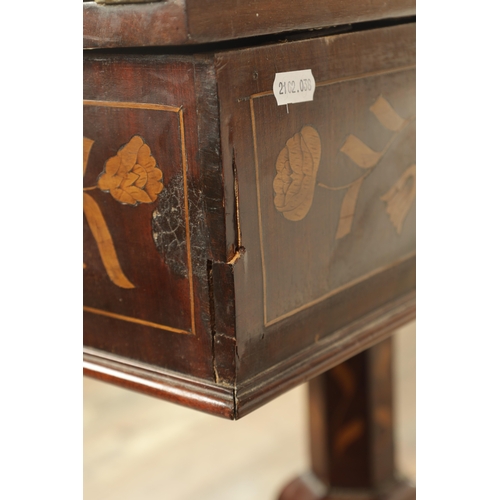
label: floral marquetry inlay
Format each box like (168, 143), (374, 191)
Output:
(274, 96), (416, 238)
(98, 135), (164, 206)
(83, 135), (165, 289)
(273, 125), (321, 221)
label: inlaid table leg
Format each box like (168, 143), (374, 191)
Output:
(278, 337), (415, 500)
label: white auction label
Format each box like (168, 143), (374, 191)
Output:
(273, 69), (316, 106)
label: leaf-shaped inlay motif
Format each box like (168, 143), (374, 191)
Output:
(335, 177), (365, 240)
(334, 418), (365, 456)
(83, 193), (135, 289)
(273, 126), (321, 221)
(98, 135), (164, 206)
(370, 96), (406, 132)
(340, 135), (382, 169)
(381, 164), (416, 234)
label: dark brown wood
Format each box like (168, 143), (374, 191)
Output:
(186, 0), (415, 46)
(83, 55), (220, 381)
(83, 347), (235, 419)
(236, 291), (414, 419)
(310, 339), (394, 487)
(216, 24), (416, 386)
(83, 23), (416, 419)
(83, 1), (189, 48)
(278, 338), (415, 499)
(84, 0), (415, 49)
(84, 291), (414, 419)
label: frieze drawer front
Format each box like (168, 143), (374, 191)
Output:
(83, 23), (416, 419)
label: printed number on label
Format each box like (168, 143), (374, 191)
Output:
(273, 70), (316, 106)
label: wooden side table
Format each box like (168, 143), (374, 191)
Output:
(83, 2), (416, 497)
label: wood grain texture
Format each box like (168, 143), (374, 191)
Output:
(83, 0), (189, 49)
(83, 24), (416, 417)
(235, 289), (415, 419)
(278, 338), (416, 500)
(309, 339), (395, 487)
(83, 0), (415, 49)
(186, 0), (415, 45)
(83, 54), (222, 380)
(84, 290), (414, 419)
(84, 347), (235, 419)
(216, 24), (416, 383)
(83, 324), (414, 499)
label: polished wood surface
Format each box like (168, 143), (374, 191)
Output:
(216, 24), (415, 386)
(84, 0), (415, 49)
(84, 324), (415, 500)
(278, 338), (415, 500)
(85, 292), (414, 419)
(84, 23), (415, 418)
(84, 57), (222, 382)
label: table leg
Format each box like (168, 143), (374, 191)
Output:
(278, 337), (415, 500)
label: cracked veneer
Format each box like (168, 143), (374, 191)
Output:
(152, 172), (208, 280)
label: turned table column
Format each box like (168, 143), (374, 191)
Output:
(279, 337), (415, 500)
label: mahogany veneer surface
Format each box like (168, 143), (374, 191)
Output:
(83, 0), (415, 49)
(83, 23), (416, 419)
